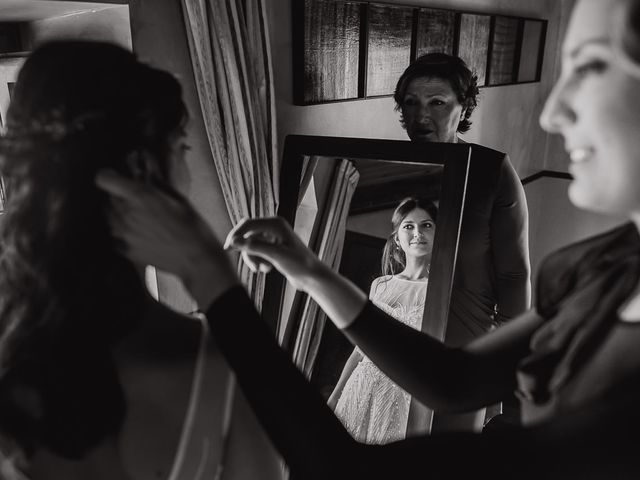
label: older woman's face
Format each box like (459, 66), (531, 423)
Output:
(400, 77), (464, 143)
(540, 0), (640, 216)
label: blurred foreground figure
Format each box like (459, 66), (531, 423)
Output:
(0, 41), (231, 479)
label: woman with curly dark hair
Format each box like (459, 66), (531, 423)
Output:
(0, 41), (229, 479)
(395, 53), (531, 432)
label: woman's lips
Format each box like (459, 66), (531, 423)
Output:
(569, 147), (595, 163)
(415, 129), (434, 136)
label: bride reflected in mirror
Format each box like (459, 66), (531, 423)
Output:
(328, 198), (436, 443)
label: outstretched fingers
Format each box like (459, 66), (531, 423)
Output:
(224, 217), (292, 251)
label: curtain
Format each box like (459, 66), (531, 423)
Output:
(292, 159), (360, 378)
(181, 0), (278, 304)
(180, 2), (281, 479)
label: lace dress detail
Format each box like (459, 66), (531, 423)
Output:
(334, 276), (427, 444)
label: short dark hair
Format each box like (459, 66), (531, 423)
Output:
(394, 53), (480, 133)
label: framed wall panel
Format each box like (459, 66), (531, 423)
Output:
(415, 8), (456, 57)
(518, 19), (546, 82)
(298, 0), (362, 104)
(457, 13), (490, 86)
(293, 1), (548, 105)
(366, 3), (413, 97)
(488, 16), (520, 86)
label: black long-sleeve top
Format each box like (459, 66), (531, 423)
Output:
(205, 286), (640, 480)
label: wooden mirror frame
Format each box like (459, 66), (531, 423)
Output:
(262, 134), (471, 434)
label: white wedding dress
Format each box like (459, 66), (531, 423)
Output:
(334, 275), (427, 444)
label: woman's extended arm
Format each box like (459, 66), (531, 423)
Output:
(327, 348), (363, 410)
(226, 217), (543, 412)
(96, 172), (640, 479)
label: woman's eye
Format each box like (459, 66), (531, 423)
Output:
(574, 60), (607, 77)
(403, 224), (413, 229)
(424, 222), (434, 228)
(403, 97), (417, 106)
(431, 100), (445, 106)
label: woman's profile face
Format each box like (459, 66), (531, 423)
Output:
(400, 77), (464, 143)
(395, 207), (435, 258)
(540, 0), (640, 216)
(167, 131), (191, 191)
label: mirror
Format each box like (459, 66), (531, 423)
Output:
(262, 134), (470, 442)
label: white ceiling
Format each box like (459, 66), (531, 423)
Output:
(0, 1), (122, 21)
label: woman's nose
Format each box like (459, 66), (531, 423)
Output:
(539, 76), (576, 133)
(416, 103), (433, 120)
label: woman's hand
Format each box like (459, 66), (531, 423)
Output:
(226, 217), (367, 328)
(95, 169), (239, 308)
(224, 217), (324, 291)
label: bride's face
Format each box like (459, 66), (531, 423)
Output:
(396, 208), (436, 259)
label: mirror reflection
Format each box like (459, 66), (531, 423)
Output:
(281, 156), (442, 444)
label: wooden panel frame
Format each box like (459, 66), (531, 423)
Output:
(262, 134), (471, 435)
(414, 7), (457, 58)
(295, 0), (362, 104)
(487, 15), (521, 86)
(365, 3), (414, 97)
(293, 1), (548, 105)
(456, 12), (491, 87)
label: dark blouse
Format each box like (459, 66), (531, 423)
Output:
(447, 144), (530, 345)
(519, 222), (640, 424)
(206, 280), (640, 478)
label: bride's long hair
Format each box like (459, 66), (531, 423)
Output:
(0, 41), (187, 462)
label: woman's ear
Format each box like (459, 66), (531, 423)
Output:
(125, 149), (163, 184)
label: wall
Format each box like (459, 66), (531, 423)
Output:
(347, 208), (394, 239)
(524, 177), (626, 292)
(128, 0), (236, 312)
(267, 0), (575, 178)
(127, 2), (283, 479)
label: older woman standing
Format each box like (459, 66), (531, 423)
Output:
(396, 53), (531, 431)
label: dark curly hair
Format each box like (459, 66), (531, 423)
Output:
(380, 197), (438, 277)
(0, 41), (187, 460)
(394, 53), (480, 134)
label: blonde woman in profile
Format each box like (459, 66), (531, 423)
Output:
(328, 198), (436, 444)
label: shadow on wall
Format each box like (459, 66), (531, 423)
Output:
(525, 176), (626, 292)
